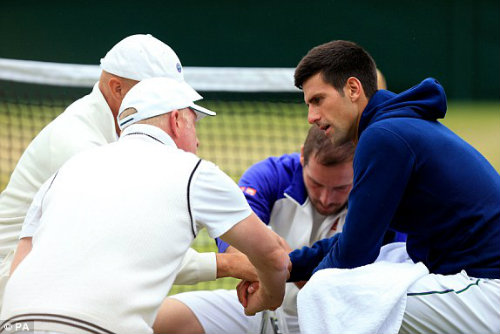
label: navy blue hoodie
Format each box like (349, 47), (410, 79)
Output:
(289, 78), (500, 280)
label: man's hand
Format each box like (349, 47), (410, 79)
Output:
(216, 247), (258, 282)
(219, 217), (290, 316)
(237, 279), (260, 308)
(236, 279), (253, 309)
(237, 279), (282, 316)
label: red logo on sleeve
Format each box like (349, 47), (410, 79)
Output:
(245, 187), (257, 196)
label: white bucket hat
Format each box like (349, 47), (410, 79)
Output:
(118, 77), (215, 130)
(100, 34), (201, 101)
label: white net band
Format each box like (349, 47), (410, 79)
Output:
(0, 58), (299, 93)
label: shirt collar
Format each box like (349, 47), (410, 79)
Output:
(284, 161), (308, 205)
(119, 124), (177, 148)
(92, 82), (119, 141)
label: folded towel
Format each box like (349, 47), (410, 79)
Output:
(297, 243), (428, 334)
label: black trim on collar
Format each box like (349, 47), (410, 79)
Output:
(123, 132), (165, 145)
(120, 117), (135, 128)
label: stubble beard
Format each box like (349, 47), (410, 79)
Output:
(329, 124), (357, 147)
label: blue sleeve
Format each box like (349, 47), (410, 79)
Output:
(215, 238), (231, 253)
(288, 234), (340, 281)
(312, 127), (415, 273)
(216, 157), (282, 252)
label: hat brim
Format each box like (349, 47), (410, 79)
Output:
(179, 81), (203, 102)
(189, 103), (216, 120)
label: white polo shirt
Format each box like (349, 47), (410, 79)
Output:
(0, 83), (218, 308)
(2, 124), (252, 334)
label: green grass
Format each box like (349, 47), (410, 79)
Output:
(0, 99), (499, 295)
(441, 101), (500, 171)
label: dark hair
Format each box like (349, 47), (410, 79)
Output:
(294, 40), (378, 99)
(303, 126), (355, 166)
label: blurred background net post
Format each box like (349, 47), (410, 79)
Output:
(0, 1), (499, 294)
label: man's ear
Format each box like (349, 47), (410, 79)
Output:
(300, 145), (305, 167)
(345, 77), (363, 102)
(108, 77), (126, 101)
(169, 110), (181, 138)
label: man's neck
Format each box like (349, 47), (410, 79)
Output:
(353, 95), (369, 144)
(98, 80), (121, 136)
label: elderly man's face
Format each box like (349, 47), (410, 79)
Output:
(176, 108), (199, 154)
(302, 154), (353, 216)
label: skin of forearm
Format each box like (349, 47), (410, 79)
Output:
(249, 243), (290, 309)
(10, 237), (33, 275)
(216, 248), (258, 281)
(219, 213), (290, 312)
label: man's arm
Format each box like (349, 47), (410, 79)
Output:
(173, 248), (260, 285)
(10, 237), (32, 274)
(288, 234), (340, 281)
(219, 238), (293, 283)
(10, 174), (57, 274)
(219, 212), (290, 316)
(215, 245), (258, 282)
(237, 236), (339, 300)
(172, 248), (217, 284)
(190, 159), (288, 315)
(216, 156), (287, 253)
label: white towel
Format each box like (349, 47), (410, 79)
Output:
(297, 243), (429, 334)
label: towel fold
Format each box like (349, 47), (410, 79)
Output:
(297, 243), (429, 334)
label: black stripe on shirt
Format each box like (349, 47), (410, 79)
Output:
(187, 159), (202, 238)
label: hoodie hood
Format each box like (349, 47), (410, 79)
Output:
(359, 78), (447, 137)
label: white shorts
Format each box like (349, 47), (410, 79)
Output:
(171, 289), (300, 334)
(401, 270), (500, 334)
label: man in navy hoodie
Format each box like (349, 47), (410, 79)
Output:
(283, 40), (499, 333)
